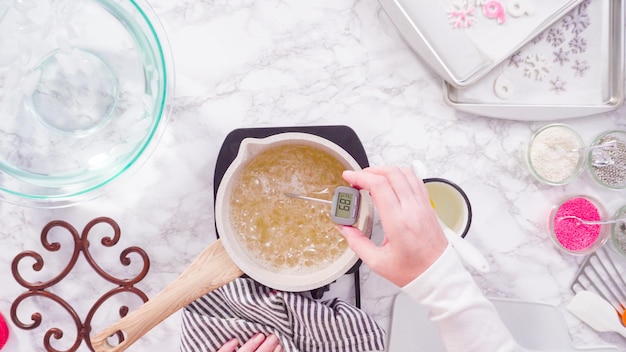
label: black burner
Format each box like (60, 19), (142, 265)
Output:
(213, 125), (369, 307)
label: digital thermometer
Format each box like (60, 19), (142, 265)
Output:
(284, 186), (361, 226)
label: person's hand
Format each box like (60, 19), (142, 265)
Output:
(337, 166), (448, 287)
(217, 333), (282, 352)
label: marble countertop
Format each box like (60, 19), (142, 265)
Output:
(1, 0), (625, 351)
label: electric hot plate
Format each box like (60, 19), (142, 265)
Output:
(212, 125), (369, 305)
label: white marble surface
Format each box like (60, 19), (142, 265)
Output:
(1, 0), (626, 351)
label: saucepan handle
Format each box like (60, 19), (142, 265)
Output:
(90, 239), (243, 352)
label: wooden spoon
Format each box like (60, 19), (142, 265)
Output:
(90, 239), (243, 352)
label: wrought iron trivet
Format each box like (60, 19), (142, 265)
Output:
(10, 217), (150, 352)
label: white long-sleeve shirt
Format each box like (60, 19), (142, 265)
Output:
(402, 244), (520, 352)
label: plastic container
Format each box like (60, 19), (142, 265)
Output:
(527, 124), (585, 186)
(587, 130), (626, 190)
(548, 195), (609, 255)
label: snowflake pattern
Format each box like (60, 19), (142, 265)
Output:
(553, 48), (570, 66)
(531, 33), (545, 45)
(572, 59), (590, 77)
(578, 0), (592, 11)
(568, 36), (587, 54)
(546, 28), (566, 47)
(448, 1), (476, 29)
(508, 51), (523, 68)
(562, 5), (591, 35)
(550, 77), (567, 94)
(524, 54), (552, 81)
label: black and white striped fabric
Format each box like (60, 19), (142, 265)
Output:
(180, 278), (385, 352)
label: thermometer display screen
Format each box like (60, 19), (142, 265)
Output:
(335, 192), (354, 219)
(331, 186), (360, 226)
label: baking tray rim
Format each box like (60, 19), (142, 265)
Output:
(441, 94), (624, 120)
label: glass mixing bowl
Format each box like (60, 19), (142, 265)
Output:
(0, 0), (173, 207)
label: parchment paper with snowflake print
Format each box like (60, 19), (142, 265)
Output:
(392, 0), (582, 84)
(447, 0), (617, 107)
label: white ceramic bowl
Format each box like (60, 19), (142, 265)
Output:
(215, 132), (374, 292)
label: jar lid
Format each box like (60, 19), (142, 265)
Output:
(0, 313), (8, 349)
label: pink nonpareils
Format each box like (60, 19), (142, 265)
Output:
(551, 197), (605, 254)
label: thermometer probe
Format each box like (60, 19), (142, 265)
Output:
(284, 186), (360, 226)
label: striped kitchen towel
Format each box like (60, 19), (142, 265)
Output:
(179, 278), (385, 352)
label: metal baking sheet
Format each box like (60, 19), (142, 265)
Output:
(379, 0), (584, 88)
(444, 0), (624, 120)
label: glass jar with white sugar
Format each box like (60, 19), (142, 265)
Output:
(526, 124), (586, 186)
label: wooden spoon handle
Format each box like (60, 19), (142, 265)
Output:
(90, 239), (243, 352)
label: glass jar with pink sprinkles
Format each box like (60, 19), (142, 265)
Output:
(548, 196), (609, 255)
(587, 130), (626, 190)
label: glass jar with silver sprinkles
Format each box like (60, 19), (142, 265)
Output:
(588, 130), (626, 189)
(610, 205), (626, 258)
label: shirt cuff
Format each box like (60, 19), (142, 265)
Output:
(401, 243), (463, 299)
